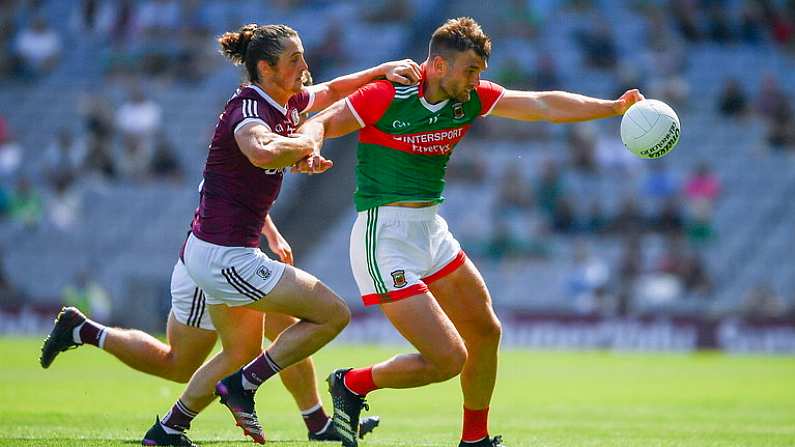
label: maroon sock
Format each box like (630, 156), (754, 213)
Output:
(78, 320), (106, 347)
(241, 351), (282, 388)
(302, 405), (330, 434)
(161, 399), (197, 432)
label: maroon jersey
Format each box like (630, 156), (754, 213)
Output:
(191, 84), (315, 247)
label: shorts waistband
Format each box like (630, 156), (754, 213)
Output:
(359, 204), (440, 221)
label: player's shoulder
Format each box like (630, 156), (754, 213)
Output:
(363, 79), (398, 97)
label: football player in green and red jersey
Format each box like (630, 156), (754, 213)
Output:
(295, 17), (644, 447)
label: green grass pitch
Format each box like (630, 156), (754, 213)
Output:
(1, 337), (794, 446)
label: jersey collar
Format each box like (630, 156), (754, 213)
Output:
(417, 63), (449, 113)
(248, 84), (288, 115)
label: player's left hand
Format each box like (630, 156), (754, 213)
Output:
(614, 89), (645, 115)
(267, 232), (294, 265)
(383, 59), (421, 85)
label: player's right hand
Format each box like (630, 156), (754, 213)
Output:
(383, 59), (421, 85)
(291, 154), (333, 175)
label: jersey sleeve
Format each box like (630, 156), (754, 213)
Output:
(289, 88), (315, 114)
(345, 80), (396, 128)
(476, 80), (505, 116)
(231, 97), (271, 134)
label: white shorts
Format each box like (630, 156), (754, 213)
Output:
(183, 232), (287, 307)
(170, 259), (214, 331)
(350, 205), (466, 306)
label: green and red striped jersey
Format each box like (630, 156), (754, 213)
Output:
(345, 77), (504, 211)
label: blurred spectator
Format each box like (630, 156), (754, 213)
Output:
(63, 270), (111, 321)
(47, 175), (81, 231)
(611, 197), (645, 236)
(552, 196), (577, 234)
(670, 0), (702, 42)
(496, 57), (533, 90)
(13, 16), (62, 77)
(136, 0), (180, 36)
(116, 87), (162, 179)
(706, 3), (734, 43)
(652, 197), (685, 235)
(684, 163), (720, 205)
(9, 178), (43, 229)
(717, 78), (749, 118)
(575, 19), (618, 70)
(0, 183), (10, 218)
(0, 249), (24, 305)
(657, 235), (711, 295)
(642, 161), (679, 203)
(739, 1), (764, 44)
(531, 52), (561, 91)
(567, 124), (597, 173)
(756, 74), (789, 121)
(536, 160), (564, 218)
(486, 220), (524, 261)
(582, 199), (608, 234)
(742, 282), (787, 320)
(565, 241), (610, 314)
(84, 138), (117, 180)
(0, 120), (22, 179)
(149, 131), (183, 181)
(495, 163), (533, 214)
(307, 20), (349, 79)
(446, 150), (487, 183)
(43, 129), (87, 186)
(595, 123), (643, 173)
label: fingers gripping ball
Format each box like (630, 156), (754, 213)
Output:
(620, 99), (681, 159)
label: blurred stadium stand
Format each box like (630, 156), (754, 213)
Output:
(1, 0), (794, 338)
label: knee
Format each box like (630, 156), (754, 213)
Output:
(470, 316), (502, 347)
(483, 317), (502, 344)
(328, 297), (351, 333)
(162, 351), (195, 384)
(427, 344), (467, 383)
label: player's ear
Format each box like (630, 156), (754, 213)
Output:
(257, 59), (274, 78)
(430, 54), (448, 75)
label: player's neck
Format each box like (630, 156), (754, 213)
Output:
(422, 78), (449, 104)
(254, 81), (291, 107)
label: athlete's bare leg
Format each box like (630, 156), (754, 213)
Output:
(370, 292), (467, 388)
(428, 258), (501, 410)
(242, 265), (350, 368)
(178, 305), (263, 411)
(180, 265), (348, 409)
(100, 312), (217, 383)
(263, 312), (322, 411)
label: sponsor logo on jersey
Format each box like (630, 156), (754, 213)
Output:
(453, 103), (465, 119)
(291, 108), (300, 125)
(256, 265), (271, 280)
(392, 120), (410, 129)
(391, 270), (407, 288)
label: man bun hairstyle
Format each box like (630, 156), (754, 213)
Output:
(218, 23), (298, 82)
(429, 17), (492, 61)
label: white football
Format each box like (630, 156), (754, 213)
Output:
(620, 99), (681, 159)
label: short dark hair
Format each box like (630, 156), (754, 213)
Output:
(218, 24), (298, 82)
(429, 17), (492, 62)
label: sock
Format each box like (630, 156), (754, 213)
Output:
(241, 351), (281, 390)
(342, 367), (378, 396)
(301, 403), (331, 434)
(461, 406), (489, 443)
(72, 320), (106, 347)
(161, 399), (197, 433)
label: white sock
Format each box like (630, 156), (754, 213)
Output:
(72, 322), (85, 344)
(97, 329), (108, 350)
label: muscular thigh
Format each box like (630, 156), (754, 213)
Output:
(379, 292), (465, 363)
(166, 312), (218, 375)
(207, 304), (264, 363)
(428, 258), (501, 339)
(244, 265), (346, 324)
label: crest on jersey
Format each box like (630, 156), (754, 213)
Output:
(291, 108), (300, 125)
(256, 265), (271, 280)
(391, 270), (407, 288)
(453, 103), (465, 119)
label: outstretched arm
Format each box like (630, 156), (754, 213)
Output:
(305, 59), (420, 113)
(291, 99), (363, 174)
(490, 89), (644, 123)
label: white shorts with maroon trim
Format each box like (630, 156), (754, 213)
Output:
(170, 259), (215, 331)
(183, 232), (287, 307)
(350, 205), (467, 306)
